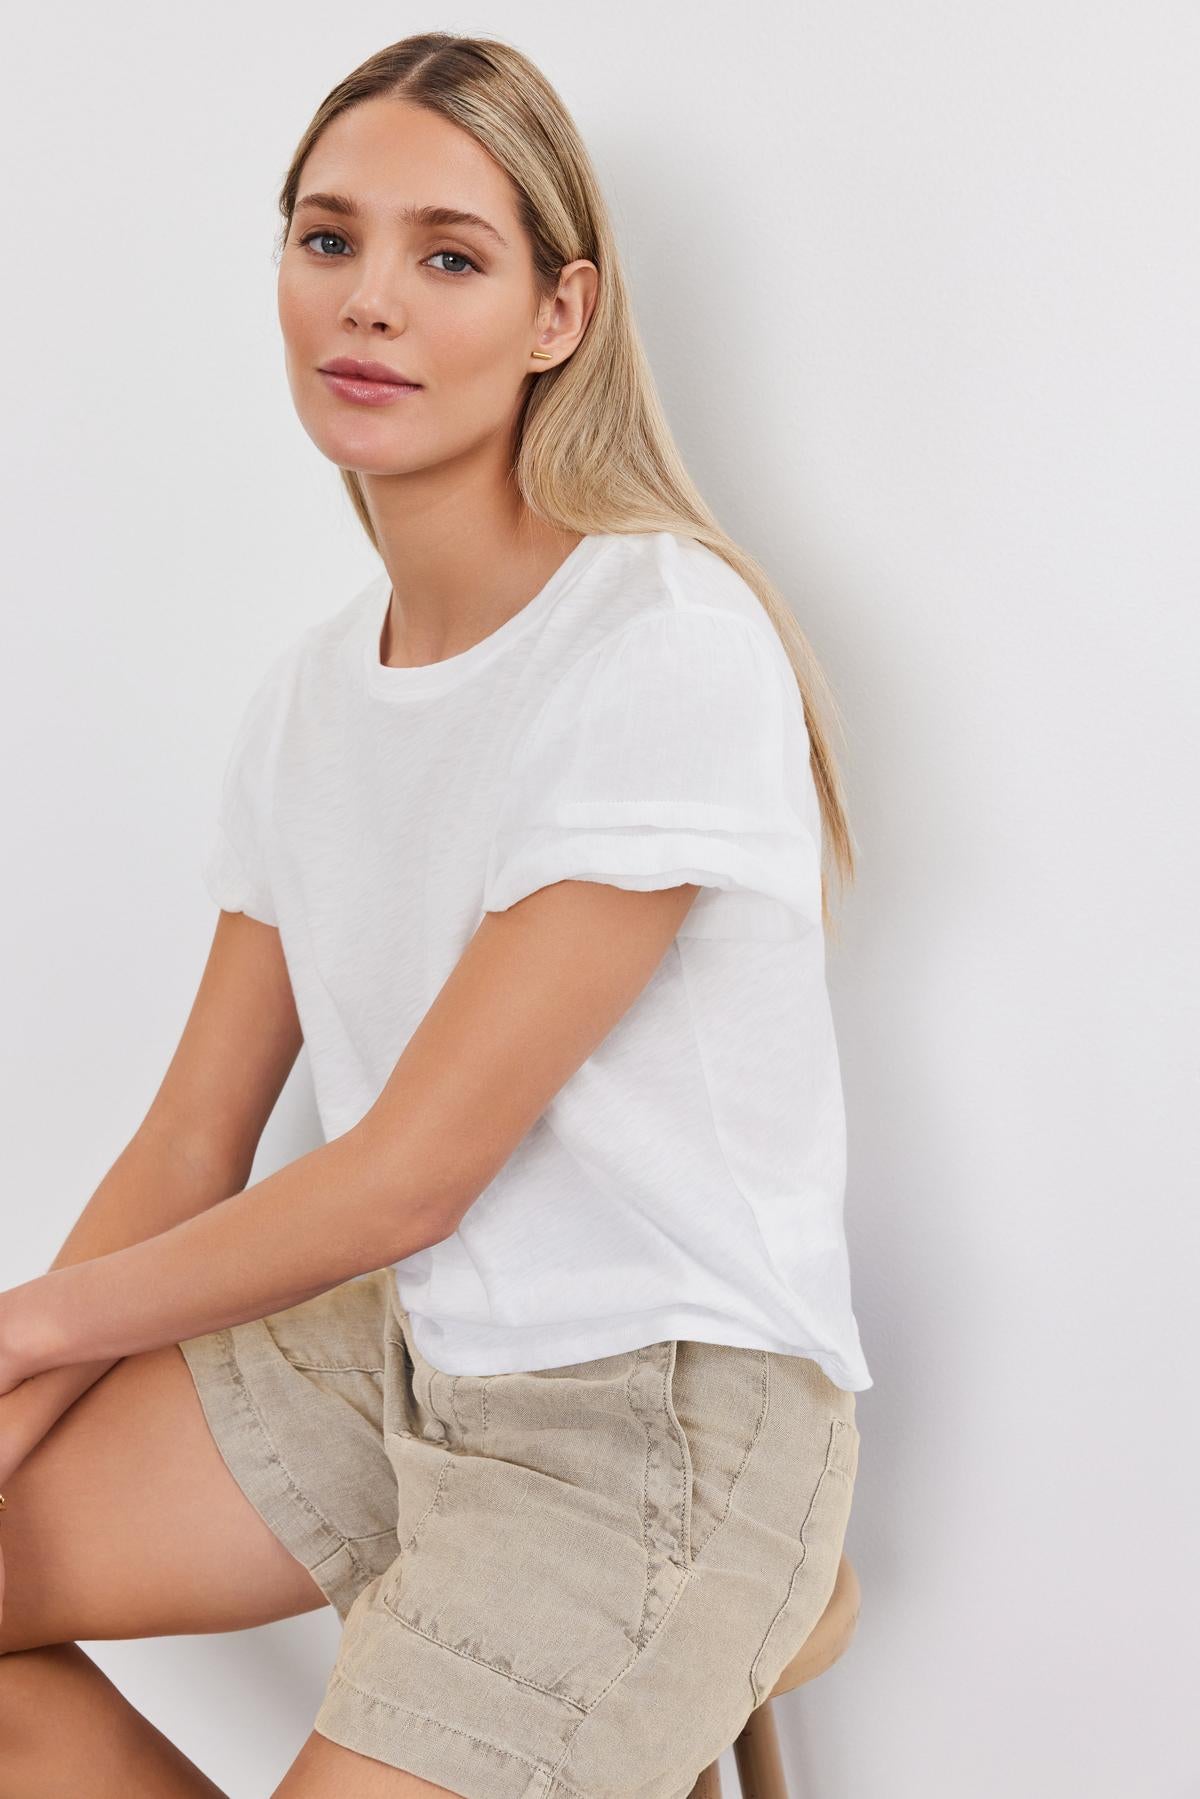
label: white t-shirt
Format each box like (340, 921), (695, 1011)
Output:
(204, 529), (873, 1389)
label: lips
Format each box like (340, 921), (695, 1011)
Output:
(319, 357), (421, 385)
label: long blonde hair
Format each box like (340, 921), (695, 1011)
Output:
(276, 32), (856, 931)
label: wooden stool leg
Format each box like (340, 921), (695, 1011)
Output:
(732, 1699), (789, 1798)
(685, 1759), (723, 1797)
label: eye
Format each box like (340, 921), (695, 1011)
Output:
(426, 250), (480, 277)
(296, 232), (480, 277)
(297, 229), (349, 257)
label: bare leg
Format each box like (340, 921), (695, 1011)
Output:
(0, 1642), (228, 1797)
(0, 1341), (331, 1793)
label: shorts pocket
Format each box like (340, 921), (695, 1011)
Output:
(377, 1341), (691, 1713)
(747, 1411), (861, 1706)
(662, 1340), (771, 1568)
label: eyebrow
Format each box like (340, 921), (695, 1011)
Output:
(293, 192), (509, 251)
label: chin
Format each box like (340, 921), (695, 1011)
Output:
(302, 420), (424, 475)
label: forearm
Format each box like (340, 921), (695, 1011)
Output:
(8, 1121), (449, 1380)
(1, 1123), (248, 1462)
(48, 1114), (252, 1273)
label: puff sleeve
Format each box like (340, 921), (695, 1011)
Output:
(481, 605), (824, 938)
(201, 649), (292, 925)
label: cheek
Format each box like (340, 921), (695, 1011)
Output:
(427, 290), (522, 372)
(276, 275), (317, 345)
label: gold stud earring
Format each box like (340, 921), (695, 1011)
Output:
(531, 349), (553, 360)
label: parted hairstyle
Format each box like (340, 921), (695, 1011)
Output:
(274, 32), (856, 929)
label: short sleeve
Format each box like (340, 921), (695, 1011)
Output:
(481, 605), (824, 938)
(202, 648), (293, 925)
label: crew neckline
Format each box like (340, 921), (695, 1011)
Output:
(361, 532), (612, 700)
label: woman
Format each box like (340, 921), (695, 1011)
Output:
(0, 32), (871, 1799)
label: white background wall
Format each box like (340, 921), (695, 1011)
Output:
(3, 5), (1196, 1795)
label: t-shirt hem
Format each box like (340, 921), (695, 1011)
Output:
(395, 1283), (872, 1391)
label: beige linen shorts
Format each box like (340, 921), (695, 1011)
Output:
(178, 1266), (861, 1799)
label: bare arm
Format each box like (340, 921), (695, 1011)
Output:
(0, 909), (302, 1464)
(2, 878), (701, 1382)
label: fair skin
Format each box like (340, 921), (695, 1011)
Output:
(279, 94), (601, 667)
(0, 97), (695, 1799)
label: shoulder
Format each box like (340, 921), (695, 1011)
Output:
(591, 528), (775, 625)
(556, 530), (791, 694)
(514, 535), (801, 782)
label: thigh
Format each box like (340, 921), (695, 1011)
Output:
(0, 1342), (329, 1655)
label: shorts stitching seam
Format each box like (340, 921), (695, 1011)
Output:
(658, 1344), (691, 1570)
(542, 1566), (695, 1789)
(747, 1415), (845, 1705)
(398, 1454), (453, 1552)
(274, 1359), (386, 1374)
(376, 1587), (589, 1711)
(218, 1327), (350, 1562)
(319, 1666), (554, 1777)
(627, 1346), (657, 1649)
(578, 1561), (693, 1712)
(691, 1349), (771, 1563)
